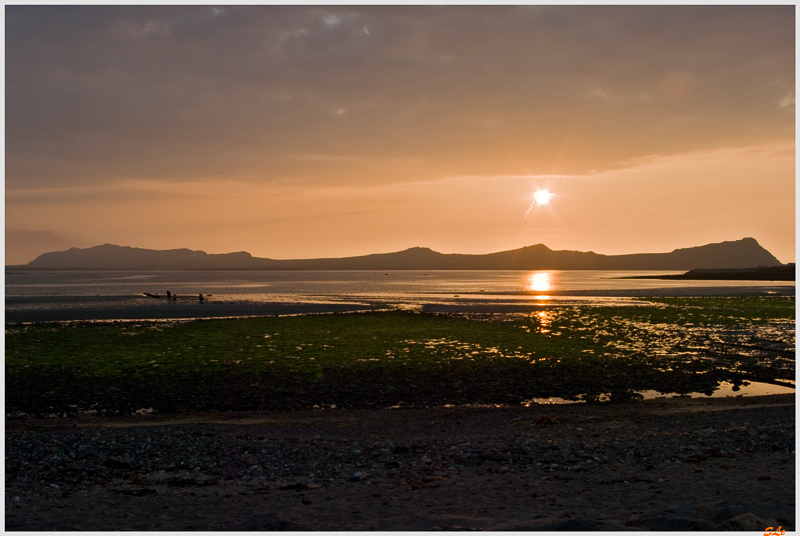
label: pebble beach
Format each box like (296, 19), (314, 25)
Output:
(6, 394), (795, 531)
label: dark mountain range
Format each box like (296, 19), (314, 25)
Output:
(13, 238), (782, 271)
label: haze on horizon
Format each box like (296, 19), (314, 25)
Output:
(5, 5), (796, 265)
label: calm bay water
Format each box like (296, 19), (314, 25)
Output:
(5, 269), (794, 323)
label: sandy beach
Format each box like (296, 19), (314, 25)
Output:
(6, 394), (795, 531)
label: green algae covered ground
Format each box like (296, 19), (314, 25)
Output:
(6, 296), (794, 416)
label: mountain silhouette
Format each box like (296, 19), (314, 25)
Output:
(17, 238), (782, 271)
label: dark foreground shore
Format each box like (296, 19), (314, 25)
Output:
(6, 394), (795, 531)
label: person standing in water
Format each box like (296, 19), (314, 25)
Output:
(199, 293), (204, 304)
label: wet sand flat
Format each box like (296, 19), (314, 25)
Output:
(6, 282), (793, 324)
(4, 300), (383, 324)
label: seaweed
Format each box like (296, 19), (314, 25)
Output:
(5, 297), (794, 415)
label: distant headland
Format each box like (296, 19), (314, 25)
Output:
(627, 265), (794, 281)
(7, 238), (787, 272)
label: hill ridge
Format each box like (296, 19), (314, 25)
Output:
(15, 238), (783, 271)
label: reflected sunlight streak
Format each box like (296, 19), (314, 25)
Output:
(536, 311), (551, 327)
(526, 271), (554, 293)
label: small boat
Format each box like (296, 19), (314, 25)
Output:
(143, 292), (161, 298)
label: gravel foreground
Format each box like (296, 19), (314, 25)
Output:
(6, 394), (795, 531)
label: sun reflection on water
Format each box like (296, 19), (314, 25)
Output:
(535, 310), (552, 333)
(526, 271), (554, 294)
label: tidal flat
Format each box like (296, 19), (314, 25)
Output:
(5, 295), (796, 531)
(6, 296), (794, 416)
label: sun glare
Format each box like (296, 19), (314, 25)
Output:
(526, 271), (553, 292)
(524, 189), (553, 218)
(534, 189), (552, 205)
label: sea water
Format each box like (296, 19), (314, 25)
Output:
(6, 269), (794, 315)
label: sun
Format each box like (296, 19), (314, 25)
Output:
(524, 189), (554, 218)
(534, 189), (552, 205)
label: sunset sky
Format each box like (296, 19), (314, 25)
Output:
(5, 5), (795, 265)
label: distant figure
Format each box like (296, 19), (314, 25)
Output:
(166, 290), (171, 300)
(173, 294), (177, 302)
(199, 293), (204, 304)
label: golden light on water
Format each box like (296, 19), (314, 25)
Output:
(526, 271), (553, 293)
(536, 311), (551, 326)
(535, 310), (552, 332)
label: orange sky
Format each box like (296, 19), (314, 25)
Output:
(5, 5), (796, 264)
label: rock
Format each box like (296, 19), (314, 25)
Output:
(533, 518), (629, 531)
(279, 482), (307, 491)
(715, 513), (773, 531)
(101, 457), (133, 470)
(166, 475), (220, 487)
(109, 487), (158, 496)
(625, 514), (714, 531)
(223, 514), (306, 531)
(533, 415), (557, 426)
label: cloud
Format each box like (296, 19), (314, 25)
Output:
(5, 5), (794, 193)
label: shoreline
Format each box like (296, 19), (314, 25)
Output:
(7, 392), (795, 431)
(5, 284), (795, 323)
(624, 265), (795, 281)
(7, 394), (795, 531)
(4, 300), (384, 324)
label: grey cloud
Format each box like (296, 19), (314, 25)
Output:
(6, 5), (794, 188)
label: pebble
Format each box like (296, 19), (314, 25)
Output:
(5, 403), (794, 516)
